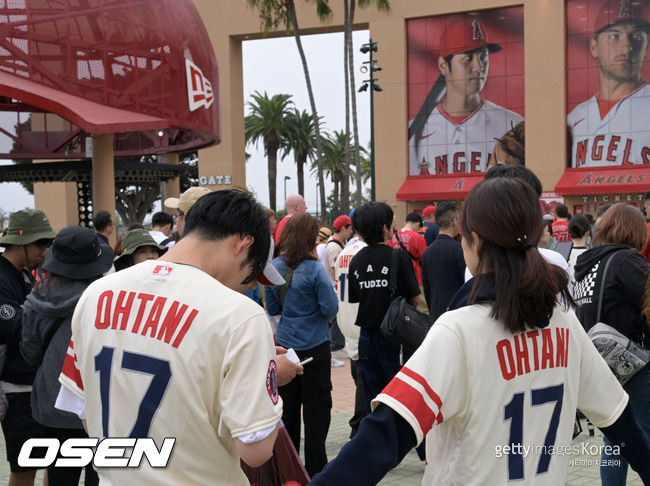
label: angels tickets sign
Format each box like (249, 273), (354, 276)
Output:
(185, 58), (214, 112)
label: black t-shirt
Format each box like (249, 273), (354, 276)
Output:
(349, 244), (420, 331)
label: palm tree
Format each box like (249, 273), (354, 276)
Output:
(245, 91), (294, 211)
(345, 0), (390, 205)
(246, 0), (332, 219)
(282, 108), (319, 196)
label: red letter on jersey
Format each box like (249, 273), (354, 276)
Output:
(435, 155), (448, 174)
(156, 301), (190, 345)
(555, 328), (569, 368)
(141, 297), (167, 338)
(454, 152), (466, 173)
(591, 135), (605, 161)
(541, 329), (554, 369)
(606, 136), (620, 162)
(575, 140), (588, 167)
(525, 330), (541, 371)
(131, 293), (155, 334)
(95, 291), (113, 329)
(111, 291), (136, 331)
(172, 308), (199, 348)
(513, 334), (530, 376)
(496, 339), (516, 380)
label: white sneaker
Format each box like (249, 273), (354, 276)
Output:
(331, 358), (344, 368)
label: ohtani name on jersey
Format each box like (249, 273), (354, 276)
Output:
(574, 135), (650, 166)
(94, 290), (198, 348)
(496, 328), (570, 381)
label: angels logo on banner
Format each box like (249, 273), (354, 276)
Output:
(406, 8), (525, 176)
(186, 58), (214, 112)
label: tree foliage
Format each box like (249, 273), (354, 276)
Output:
(245, 91), (294, 211)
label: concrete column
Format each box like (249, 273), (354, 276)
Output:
(162, 153), (180, 213)
(91, 133), (116, 246)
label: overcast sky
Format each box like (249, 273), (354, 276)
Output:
(0, 30), (372, 217)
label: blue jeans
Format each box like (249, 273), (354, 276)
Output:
(358, 328), (401, 414)
(600, 365), (650, 485)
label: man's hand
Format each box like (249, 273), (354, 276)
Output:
(275, 346), (303, 386)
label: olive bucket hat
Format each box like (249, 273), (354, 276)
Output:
(0, 209), (57, 246)
(114, 229), (166, 268)
(42, 226), (114, 279)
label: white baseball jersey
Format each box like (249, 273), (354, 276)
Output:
(409, 100), (524, 175)
(373, 303), (628, 485)
(59, 260), (283, 486)
(568, 83), (650, 167)
(333, 240), (367, 359)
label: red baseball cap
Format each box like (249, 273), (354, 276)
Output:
(438, 18), (501, 59)
(333, 215), (352, 231)
(594, 0), (650, 35)
(422, 206), (436, 217)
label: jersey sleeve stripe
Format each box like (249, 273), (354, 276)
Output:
(380, 375), (441, 437)
(60, 339), (84, 392)
(400, 367), (444, 414)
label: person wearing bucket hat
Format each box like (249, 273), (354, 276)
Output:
(20, 226), (111, 485)
(164, 186), (211, 237)
(0, 209), (56, 483)
(56, 190), (302, 485)
(568, 0), (650, 167)
(114, 228), (167, 272)
(408, 16), (523, 176)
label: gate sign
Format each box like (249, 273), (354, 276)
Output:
(185, 58), (214, 111)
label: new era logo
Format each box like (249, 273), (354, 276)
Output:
(185, 58), (214, 112)
(153, 265), (173, 276)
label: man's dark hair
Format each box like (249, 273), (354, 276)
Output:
(435, 203), (457, 229)
(645, 191), (650, 202)
(597, 203), (612, 218)
(152, 211), (173, 228)
(555, 203), (570, 219)
(93, 211), (113, 232)
(568, 214), (591, 239)
(354, 202), (393, 245)
(484, 165), (542, 197)
(184, 190), (269, 284)
(405, 212), (423, 225)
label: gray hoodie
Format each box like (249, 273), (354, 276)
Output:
(21, 278), (89, 429)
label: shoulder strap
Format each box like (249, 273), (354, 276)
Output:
(280, 266), (295, 309)
(159, 237), (172, 246)
(389, 249), (399, 300)
(394, 231), (417, 261)
(326, 239), (345, 250)
(596, 253), (617, 323)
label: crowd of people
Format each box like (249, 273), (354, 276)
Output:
(0, 171), (649, 485)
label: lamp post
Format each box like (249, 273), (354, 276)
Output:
(283, 176), (291, 209)
(359, 38), (382, 202)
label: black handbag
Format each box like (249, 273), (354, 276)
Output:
(380, 249), (434, 348)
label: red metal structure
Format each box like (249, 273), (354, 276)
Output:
(0, 0), (220, 158)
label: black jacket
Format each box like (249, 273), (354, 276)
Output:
(574, 244), (649, 347)
(0, 255), (36, 385)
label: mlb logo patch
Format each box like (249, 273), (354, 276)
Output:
(153, 265), (173, 276)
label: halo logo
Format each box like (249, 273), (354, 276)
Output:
(18, 437), (175, 468)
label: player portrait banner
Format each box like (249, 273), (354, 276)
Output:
(567, 0), (650, 168)
(407, 8), (525, 177)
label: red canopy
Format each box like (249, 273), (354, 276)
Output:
(554, 167), (649, 195)
(396, 175), (484, 201)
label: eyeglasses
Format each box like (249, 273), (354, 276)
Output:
(32, 241), (52, 251)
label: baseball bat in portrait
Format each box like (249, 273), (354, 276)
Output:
(408, 74), (447, 151)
